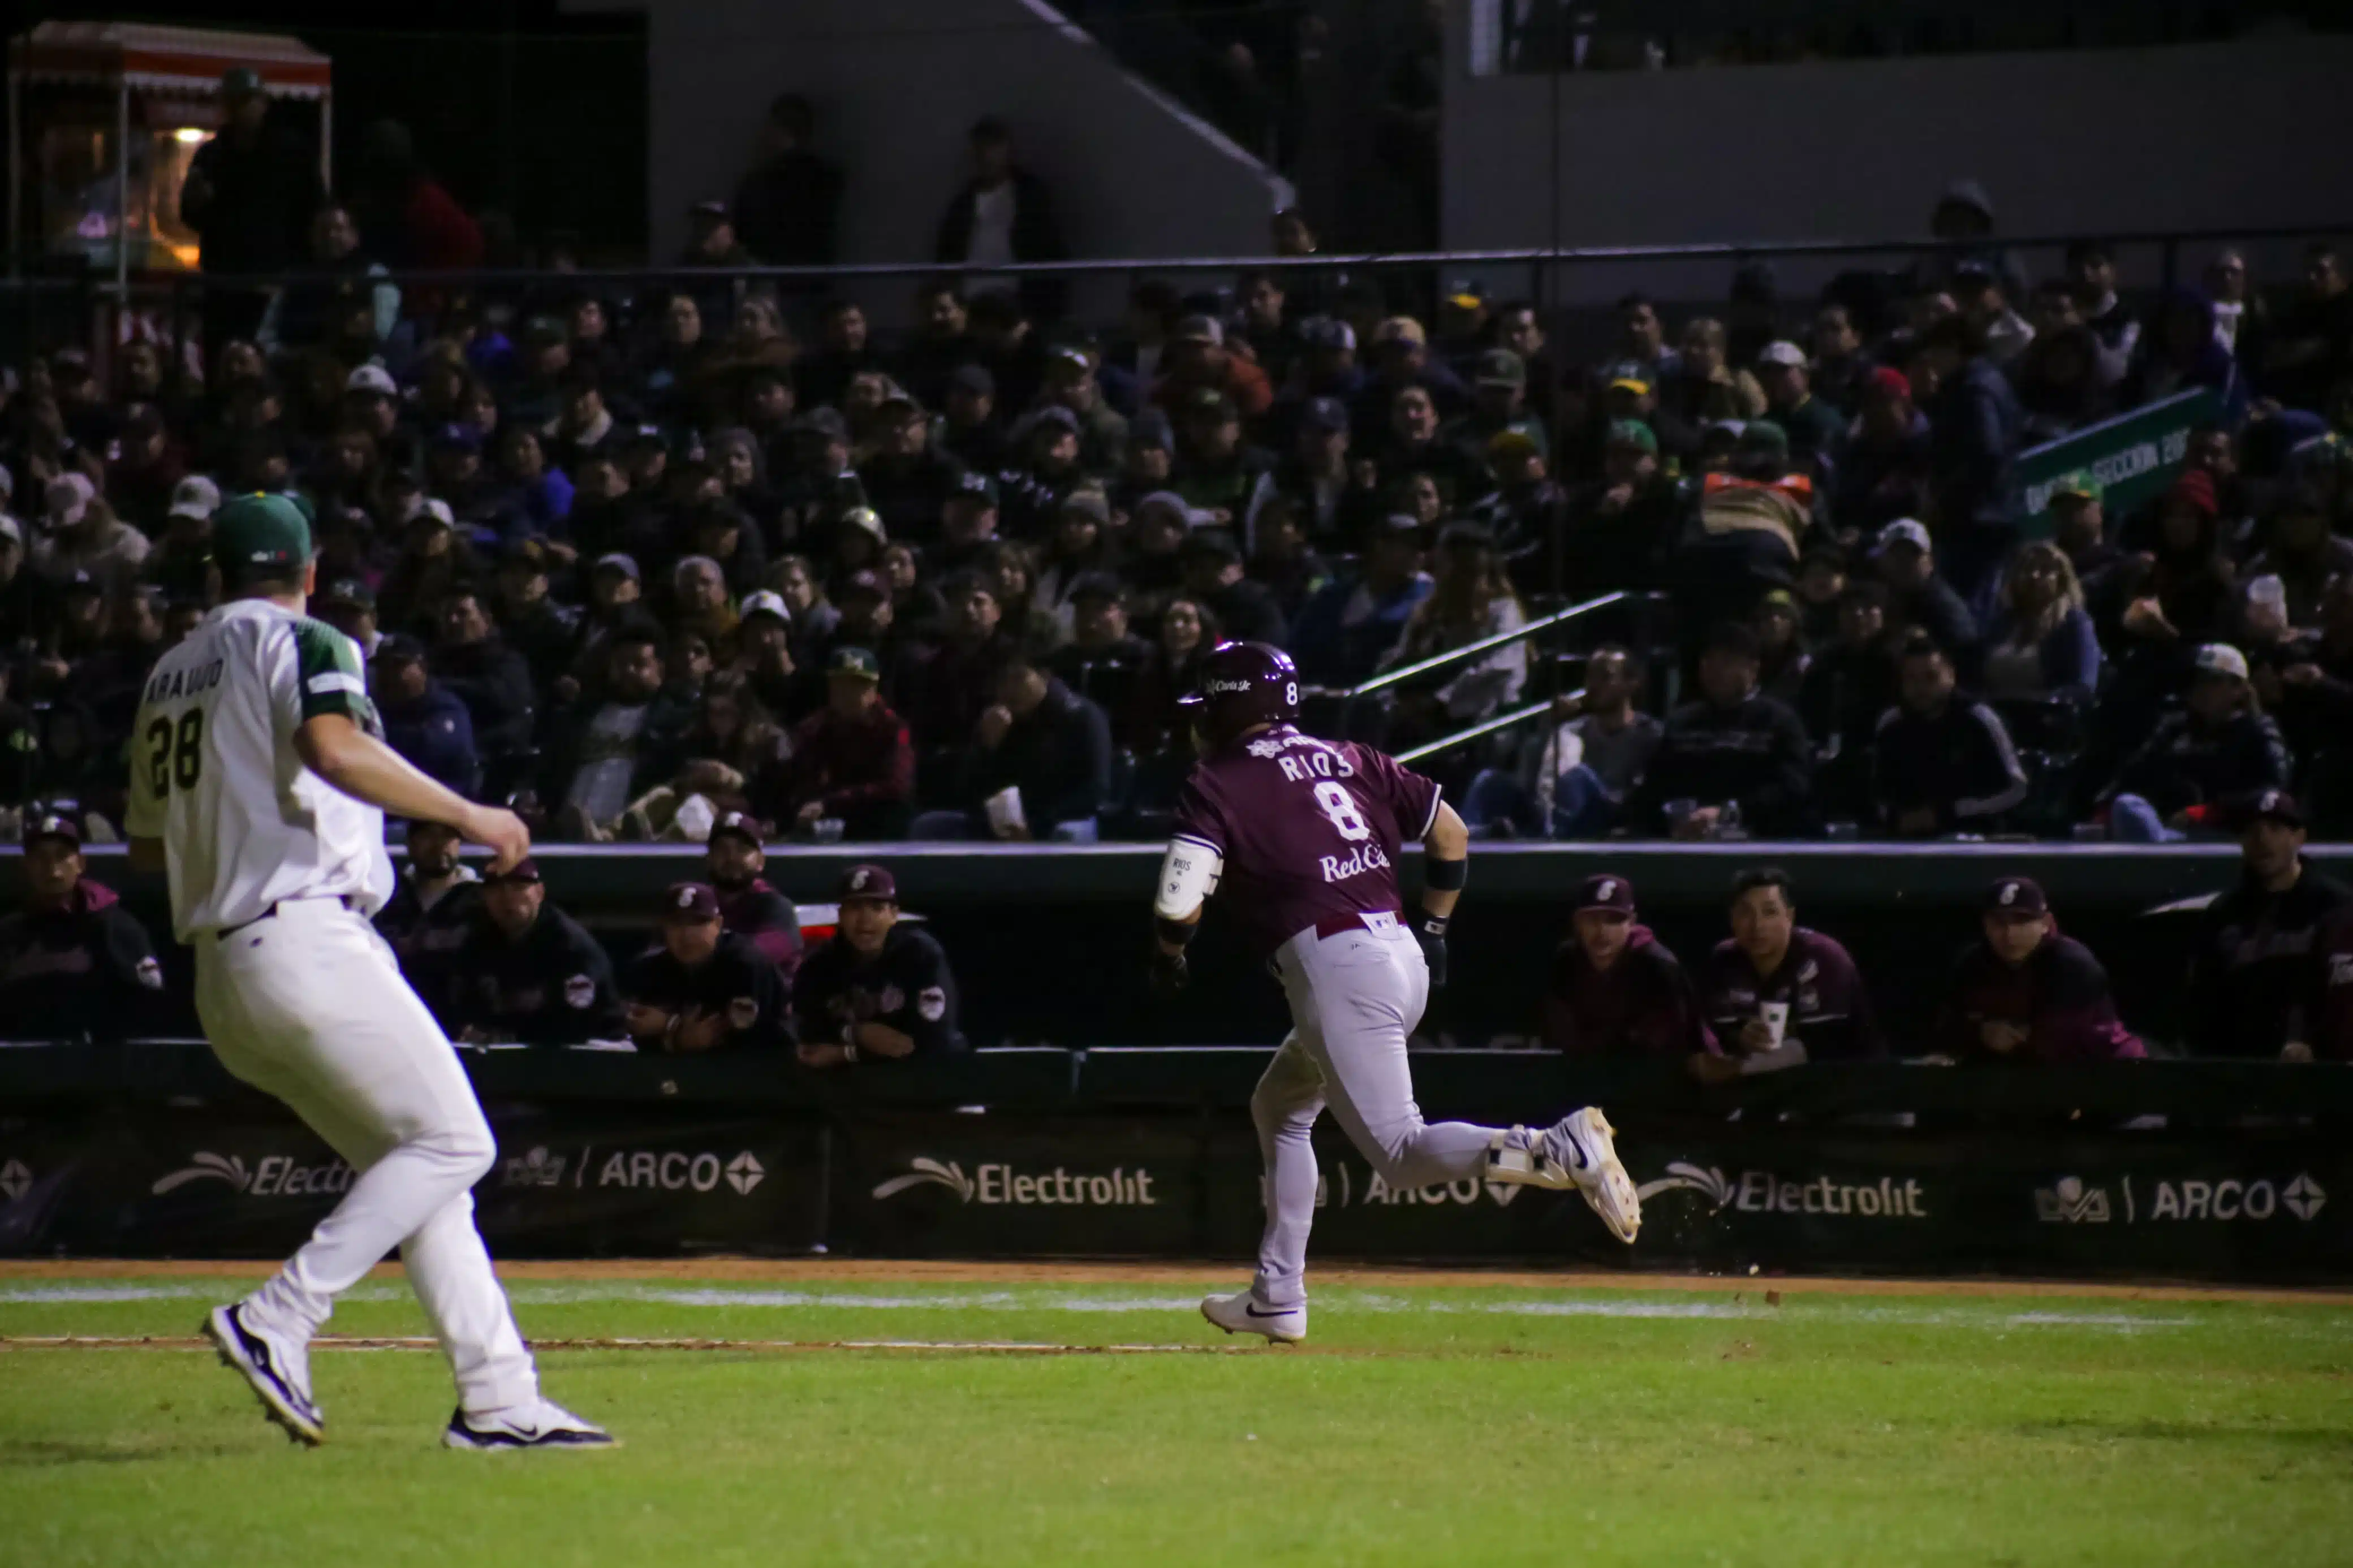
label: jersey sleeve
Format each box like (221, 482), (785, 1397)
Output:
(899, 936), (963, 1056)
(1169, 771), (1227, 856)
(1352, 744), (1443, 838)
(290, 619), (372, 727)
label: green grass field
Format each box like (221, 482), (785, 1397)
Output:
(4, 1264), (2350, 1567)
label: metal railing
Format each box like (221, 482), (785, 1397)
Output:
(1397, 693), (1574, 766)
(1337, 590), (1645, 701)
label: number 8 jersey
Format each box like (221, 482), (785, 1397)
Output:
(126, 600), (396, 942)
(1168, 723), (1441, 961)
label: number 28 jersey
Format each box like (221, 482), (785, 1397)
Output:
(126, 599), (395, 942)
(1170, 724), (1441, 960)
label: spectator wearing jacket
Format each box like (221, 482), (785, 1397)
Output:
(1286, 516), (1433, 689)
(1914, 313), (2023, 604)
(1462, 644), (1661, 840)
(911, 648), (1111, 843)
(1154, 316), (1275, 424)
(1874, 519), (1981, 672)
(1933, 876), (2143, 1063)
(1561, 421), (1680, 595)
(1179, 529), (1287, 648)
(2186, 791), (2350, 1059)
(730, 93), (843, 266)
(763, 646), (915, 840)
(2066, 240), (2141, 386)
(370, 637), (480, 798)
(703, 809), (804, 977)
(1697, 867), (1881, 1079)
(2123, 289), (2249, 426)
(431, 589), (537, 759)
(1541, 874), (1716, 1058)
(1754, 341), (1847, 474)
(935, 118), (1067, 322)
(373, 819), (480, 1021)
(0, 813), (163, 1043)
(1631, 621), (1813, 840)
(1869, 634), (2029, 837)
(1830, 367), (1933, 537)
(1980, 542), (2102, 702)
(2104, 644), (2293, 841)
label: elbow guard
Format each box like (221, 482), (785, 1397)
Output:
(1153, 836), (1223, 921)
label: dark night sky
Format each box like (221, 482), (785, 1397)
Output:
(20, 1), (650, 254)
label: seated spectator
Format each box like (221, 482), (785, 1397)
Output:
(1679, 421), (1813, 634)
(2011, 322), (2114, 444)
(1350, 315), (1466, 443)
(905, 573), (1014, 779)
(490, 542), (583, 696)
(443, 859), (625, 1046)
(1932, 877), (2143, 1062)
(1036, 344), (1128, 477)
(1170, 388), (1276, 526)
(1372, 382), (1483, 509)
(1873, 519), (1980, 670)
(1033, 491), (1119, 634)
(1462, 429), (1561, 566)
(31, 474), (149, 600)
(1050, 575), (1153, 727)
(1696, 867), (1881, 1081)
(2186, 791), (2348, 1059)
(612, 668), (785, 840)
(2067, 240), (2139, 385)
(1830, 367), (1932, 538)
(0, 811), (162, 1043)
(704, 810), (803, 977)
(2100, 470), (2237, 658)
(1561, 420), (1679, 593)
(794, 863), (967, 1065)
(1128, 594), (1221, 757)
(1245, 497), (1336, 628)
(1755, 341), (1847, 473)
(761, 646), (915, 841)
(431, 589), (536, 758)
(911, 647), (1110, 843)
(1179, 528), (1287, 647)
(1381, 524), (1527, 740)
(2243, 487), (2353, 633)
(1540, 874), (1715, 1057)
(2123, 288), (2247, 426)
(372, 818), (480, 1020)
(1441, 348), (1548, 471)
(1154, 314), (1274, 422)
(545, 623), (694, 840)
(1981, 542), (2101, 702)
(621, 883), (791, 1053)
(2102, 645), (2292, 841)
(1286, 515), (1432, 690)
(370, 636), (480, 798)
(1752, 590), (1811, 708)
(2260, 241), (2352, 413)
(1265, 395), (1374, 548)
(1868, 636), (2028, 837)
(1660, 318), (1765, 429)
(729, 589), (811, 724)
(1630, 621), (1812, 840)
(1462, 643), (1659, 840)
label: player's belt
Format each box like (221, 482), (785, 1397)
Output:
(215, 894), (361, 941)
(1312, 909), (1402, 939)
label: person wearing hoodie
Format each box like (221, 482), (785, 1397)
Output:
(2010, 321), (2117, 444)
(371, 636), (482, 800)
(2122, 288), (2248, 425)
(2101, 643), (2293, 841)
(911, 647), (1110, 843)
(1541, 874), (1717, 1058)
(1914, 314), (2024, 607)
(0, 811), (164, 1043)
(1932, 877), (2143, 1064)
(372, 820), (484, 1022)
(1630, 621), (1814, 840)
(704, 810), (804, 980)
(1925, 180), (2028, 304)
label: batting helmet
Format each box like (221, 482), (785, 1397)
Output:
(1179, 640), (1300, 751)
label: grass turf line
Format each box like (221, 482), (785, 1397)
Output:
(2, 1274), (2350, 1568)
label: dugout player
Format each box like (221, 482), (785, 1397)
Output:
(1541, 874), (1717, 1059)
(705, 810), (804, 979)
(372, 820), (481, 1021)
(622, 883), (792, 1052)
(1150, 641), (1640, 1345)
(0, 811), (165, 1043)
(792, 864), (967, 1066)
(124, 493), (608, 1450)
(445, 859), (626, 1047)
(1931, 877), (2144, 1062)
(1696, 867), (1881, 1079)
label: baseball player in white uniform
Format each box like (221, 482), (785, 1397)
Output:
(127, 493), (610, 1450)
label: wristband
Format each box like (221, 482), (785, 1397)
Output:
(1416, 911), (1450, 938)
(1424, 856), (1468, 891)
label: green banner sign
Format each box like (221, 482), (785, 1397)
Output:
(2016, 387), (2220, 537)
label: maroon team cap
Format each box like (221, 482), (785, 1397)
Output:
(708, 811), (764, 849)
(1574, 873), (1636, 917)
(1984, 876), (2048, 918)
(485, 858), (542, 885)
(2238, 789), (2304, 830)
(839, 863), (898, 904)
(24, 812), (80, 849)
(663, 882), (722, 922)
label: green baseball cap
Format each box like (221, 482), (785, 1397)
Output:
(828, 645), (881, 682)
(2050, 470), (2103, 503)
(211, 492), (313, 573)
(1606, 418), (1658, 456)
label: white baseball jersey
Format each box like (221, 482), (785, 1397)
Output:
(126, 598), (395, 941)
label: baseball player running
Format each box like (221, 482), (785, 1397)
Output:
(127, 494), (610, 1450)
(1150, 642), (1640, 1343)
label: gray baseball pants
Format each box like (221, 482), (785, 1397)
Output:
(1249, 915), (1502, 1307)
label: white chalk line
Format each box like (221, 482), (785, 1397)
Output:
(0, 1335), (1256, 1357)
(0, 1281), (2256, 1332)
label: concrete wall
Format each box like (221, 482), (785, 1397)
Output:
(608, 0), (1287, 325)
(1442, 34), (2353, 305)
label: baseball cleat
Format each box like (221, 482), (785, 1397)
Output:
(1549, 1106), (1642, 1243)
(444, 1399), (616, 1451)
(204, 1302), (324, 1446)
(1200, 1288), (1306, 1344)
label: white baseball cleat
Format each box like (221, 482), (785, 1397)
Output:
(1200, 1288), (1306, 1344)
(444, 1398), (616, 1451)
(204, 1302), (324, 1446)
(1486, 1107), (1642, 1243)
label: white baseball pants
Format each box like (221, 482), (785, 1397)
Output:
(1249, 917), (1500, 1307)
(193, 899), (538, 1415)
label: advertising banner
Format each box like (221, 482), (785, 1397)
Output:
(2015, 387), (2219, 537)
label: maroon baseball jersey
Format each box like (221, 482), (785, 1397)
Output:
(1170, 724), (1441, 960)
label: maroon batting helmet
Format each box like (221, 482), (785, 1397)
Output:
(1179, 640), (1300, 751)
